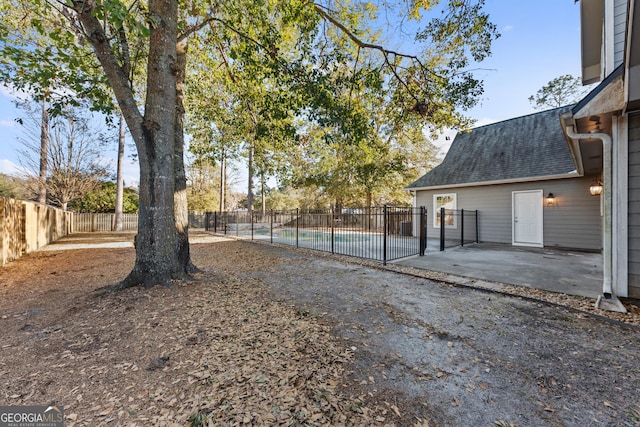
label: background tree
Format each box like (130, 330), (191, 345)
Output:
(72, 181), (139, 213)
(528, 74), (587, 109)
(0, 0), (115, 202)
(0, 174), (25, 199)
(186, 158), (221, 213)
(16, 101), (109, 210)
(286, 47), (442, 209)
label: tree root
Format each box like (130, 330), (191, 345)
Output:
(93, 265), (201, 296)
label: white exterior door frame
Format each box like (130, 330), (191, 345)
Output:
(512, 190), (544, 247)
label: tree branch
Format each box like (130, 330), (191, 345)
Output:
(68, 0), (143, 143)
(312, 2), (434, 108)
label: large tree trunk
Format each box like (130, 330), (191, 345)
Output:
(112, 114), (125, 231)
(173, 36), (196, 273)
(118, 0), (188, 287)
(74, 0), (192, 288)
(123, 0), (182, 287)
(38, 92), (49, 204)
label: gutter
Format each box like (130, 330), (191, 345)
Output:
(564, 126), (620, 309)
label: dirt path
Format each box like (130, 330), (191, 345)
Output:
(211, 239), (640, 427)
(1, 233), (639, 426)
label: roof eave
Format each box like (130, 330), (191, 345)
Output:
(572, 64), (625, 118)
(581, 0), (605, 85)
(405, 172), (581, 192)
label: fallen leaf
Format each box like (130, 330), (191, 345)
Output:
(391, 404), (401, 417)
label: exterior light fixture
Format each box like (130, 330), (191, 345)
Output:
(546, 192), (555, 206)
(590, 180), (603, 196)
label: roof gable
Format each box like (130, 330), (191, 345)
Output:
(408, 106), (578, 189)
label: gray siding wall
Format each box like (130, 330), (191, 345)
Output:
(415, 176), (602, 251)
(629, 113), (640, 298)
(614, 0), (627, 67)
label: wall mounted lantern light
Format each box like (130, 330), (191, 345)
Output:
(590, 180), (603, 196)
(546, 192), (555, 206)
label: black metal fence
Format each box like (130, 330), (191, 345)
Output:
(437, 208), (479, 250)
(205, 206), (425, 263)
(204, 207), (478, 264)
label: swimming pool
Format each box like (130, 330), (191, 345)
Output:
(256, 228), (371, 242)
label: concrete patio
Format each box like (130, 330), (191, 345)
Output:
(395, 243), (603, 298)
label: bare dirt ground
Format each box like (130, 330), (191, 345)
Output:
(1, 232), (640, 426)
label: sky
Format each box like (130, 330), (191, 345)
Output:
(0, 0), (584, 186)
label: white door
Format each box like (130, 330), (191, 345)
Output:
(512, 190), (543, 247)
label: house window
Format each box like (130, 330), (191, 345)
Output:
(433, 193), (457, 228)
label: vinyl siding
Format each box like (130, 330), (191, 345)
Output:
(613, 0), (628, 67)
(628, 113), (640, 298)
(415, 176), (602, 251)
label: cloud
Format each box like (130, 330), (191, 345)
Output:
(0, 84), (25, 100)
(0, 159), (25, 176)
(502, 25), (514, 32)
(0, 119), (16, 128)
(122, 159), (139, 187)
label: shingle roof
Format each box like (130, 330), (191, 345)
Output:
(407, 106), (578, 189)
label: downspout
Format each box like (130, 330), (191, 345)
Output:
(565, 126), (613, 298)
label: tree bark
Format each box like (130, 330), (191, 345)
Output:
(112, 114), (125, 231)
(124, 0), (184, 287)
(173, 36), (196, 273)
(74, 0), (192, 287)
(38, 91), (49, 204)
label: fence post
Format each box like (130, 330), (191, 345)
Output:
(475, 210), (479, 243)
(270, 209), (274, 244)
(204, 212), (209, 231)
(419, 206), (426, 256)
(461, 208), (465, 247)
(440, 207), (445, 251)
(383, 205), (387, 265)
(251, 210), (254, 240)
(296, 208), (299, 248)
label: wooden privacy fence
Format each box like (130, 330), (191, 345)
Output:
(74, 213), (138, 232)
(73, 213), (208, 232)
(1, 197), (73, 266)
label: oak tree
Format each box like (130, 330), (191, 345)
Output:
(2, 0), (498, 288)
